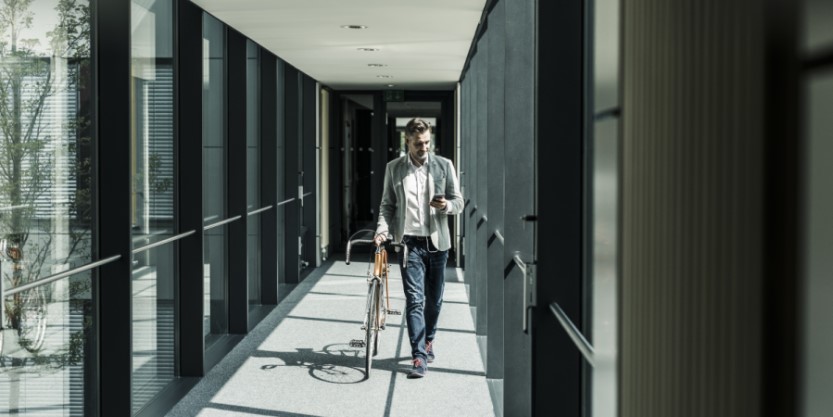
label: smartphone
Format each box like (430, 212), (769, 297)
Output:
(432, 194), (445, 202)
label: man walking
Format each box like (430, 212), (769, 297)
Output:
(374, 117), (464, 378)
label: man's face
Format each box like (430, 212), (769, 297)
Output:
(407, 131), (431, 162)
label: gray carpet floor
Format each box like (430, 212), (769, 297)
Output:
(165, 256), (495, 417)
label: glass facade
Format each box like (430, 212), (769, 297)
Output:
(130, 0), (175, 413)
(0, 0), (93, 297)
(804, 0), (833, 53)
(0, 270), (93, 417)
(0, 1), (298, 414)
(246, 40), (261, 311)
(589, 0), (620, 415)
(803, 67), (833, 417)
(0, 0), (93, 415)
(202, 13), (228, 345)
(802, 1), (833, 414)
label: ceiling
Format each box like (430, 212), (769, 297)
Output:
(191, 0), (489, 91)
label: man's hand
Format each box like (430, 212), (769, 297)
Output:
(429, 195), (447, 211)
(374, 233), (387, 246)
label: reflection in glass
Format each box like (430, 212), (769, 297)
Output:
(802, 71), (833, 416)
(0, 270), (94, 416)
(0, 0), (93, 309)
(275, 62), (285, 288)
(591, 117), (618, 417)
(204, 224), (227, 341)
(130, 0), (175, 414)
(131, 243), (174, 415)
(131, 0), (174, 242)
(589, 0), (619, 415)
(246, 40), (261, 309)
(0, 0), (93, 411)
(203, 14), (227, 345)
(804, 0), (833, 53)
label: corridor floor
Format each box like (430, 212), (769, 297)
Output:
(165, 255), (495, 417)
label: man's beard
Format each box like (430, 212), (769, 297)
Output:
(411, 150), (428, 162)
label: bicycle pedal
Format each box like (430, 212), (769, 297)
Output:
(387, 309), (401, 315)
(349, 339), (366, 348)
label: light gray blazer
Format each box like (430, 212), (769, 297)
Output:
(375, 153), (464, 251)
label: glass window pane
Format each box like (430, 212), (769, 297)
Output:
(802, 69), (833, 416)
(131, 244), (175, 414)
(804, 0), (833, 53)
(0, 270), (93, 416)
(204, 225), (227, 342)
(246, 40), (261, 309)
(203, 14), (226, 224)
(594, 0), (620, 112)
(0, 0), (94, 291)
(589, 0), (620, 416)
(202, 13), (228, 345)
(276, 61), (285, 287)
(591, 117), (618, 417)
(0, 0), (93, 414)
(246, 41), (260, 209)
(130, 0), (175, 413)
(247, 214), (261, 309)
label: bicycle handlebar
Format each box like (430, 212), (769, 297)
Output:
(345, 238), (401, 265)
(346, 239), (374, 265)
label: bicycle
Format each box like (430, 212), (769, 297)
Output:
(0, 237), (48, 356)
(345, 230), (401, 377)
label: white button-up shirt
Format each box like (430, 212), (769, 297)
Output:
(402, 156), (430, 237)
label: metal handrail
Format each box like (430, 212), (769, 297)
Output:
(494, 230), (504, 245)
(513, 253), (528, 275)
(203, 215), (242, 231)
(276, 198), (295, 206)
(131, 228), (173, 243)
(549, 302), (595, 367)
(0, 204), (29, 212)
(247, 205), (274, 216)
(302, 192), (313, 198)
(132, 230), (196, 254)
(3, 254), (122, 297)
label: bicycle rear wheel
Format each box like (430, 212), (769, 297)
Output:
(365, 279), (379, 376)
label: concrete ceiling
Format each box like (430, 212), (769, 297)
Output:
(191, 0), (488, 91)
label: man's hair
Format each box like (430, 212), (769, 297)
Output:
(404, 118), (432, 138)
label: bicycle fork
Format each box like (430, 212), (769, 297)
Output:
(350, 278), (381, 348)
(349, 280), (402, 348)
(349, 249), (401, 349)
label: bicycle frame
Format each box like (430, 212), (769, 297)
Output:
(346, 232), (401, 377)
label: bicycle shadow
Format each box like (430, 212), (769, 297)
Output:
(255, 343), (414, 383)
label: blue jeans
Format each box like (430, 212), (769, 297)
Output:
(400, 236), (448, 361)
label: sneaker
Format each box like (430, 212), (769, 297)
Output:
(426, 340), (435, 363)
(407, 358), (427, 378)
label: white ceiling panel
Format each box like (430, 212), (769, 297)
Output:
(191, 0), (488, 90)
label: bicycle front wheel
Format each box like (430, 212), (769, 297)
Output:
(17, 287), (47, 353)
(365, 279), (380, 377)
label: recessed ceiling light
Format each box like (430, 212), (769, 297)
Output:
(341, 25), (368, 29)
(387, 84), (396, 88)
(376, 75), (392, 78)
(367, 63), (387, 67)
(357, 47), (379, 52)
